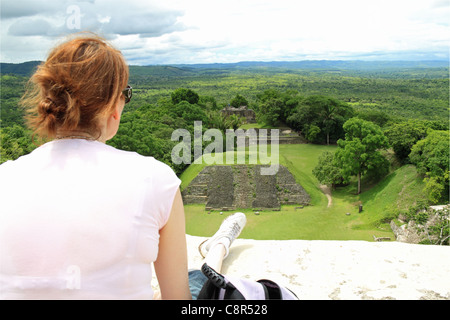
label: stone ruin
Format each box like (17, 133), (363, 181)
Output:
(221, 105), (256, 123)
(182, 165), (311, 211)
(246, 128), (307, 145)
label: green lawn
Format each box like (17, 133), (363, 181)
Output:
(181, 144), (426, 241)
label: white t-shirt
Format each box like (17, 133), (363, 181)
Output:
(0, 139), (181, 299)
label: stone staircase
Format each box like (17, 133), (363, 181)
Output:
(181, 170), (210, 204)
(182, 165), (310, 211)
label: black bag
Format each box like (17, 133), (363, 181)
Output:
(197, 263), (298, 300)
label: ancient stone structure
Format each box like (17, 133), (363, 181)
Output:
(221, 105), (256, 123)
(240, 128), (307, 146)
(390, 204), (450, 244)
(182, 165), (311, 210)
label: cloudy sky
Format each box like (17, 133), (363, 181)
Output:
(1, 0), (449, 65)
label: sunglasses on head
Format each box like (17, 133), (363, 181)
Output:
(122, 85), (132, 104)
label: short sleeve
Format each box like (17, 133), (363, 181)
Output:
(146, 159), (181, 229)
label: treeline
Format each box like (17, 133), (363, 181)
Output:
(125, 67), (449, 121)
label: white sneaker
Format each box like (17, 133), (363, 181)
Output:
(199, 212), (247, 258)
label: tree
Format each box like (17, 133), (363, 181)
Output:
(107, 111), (187, 175)
(311, 95), (353, 145)
(287, 95), (354, 144)
(312, 151), (344, 188)
(304, 125), (321, 143)
(258, 98), (283, 126)
(171, 101), (208, 124)
(207, 111), (228, 132)
(0, 125), (36, 164)
(356, 109), (391, 128)
(199, 95), (219, 111)
(230, 94), (248, 108)
(171, 88), (200, 105)
(256, 89), (302, 126)
(334, 118), (390, 194)
(423, 177), (445, 205)
(384, 120), (428, 163)
(225, 114), (244, 130)
(409, 130), (449, 204)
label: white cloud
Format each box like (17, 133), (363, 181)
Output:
(1, 1), (56, 19)
(0, 0), (449, 64)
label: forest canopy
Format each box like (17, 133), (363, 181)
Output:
(1, 62), (449, 204)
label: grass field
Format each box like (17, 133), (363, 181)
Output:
(181, 143), (426, 241)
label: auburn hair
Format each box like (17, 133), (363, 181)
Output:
(21, 33), (129, 138)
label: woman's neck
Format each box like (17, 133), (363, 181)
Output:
(55, 130), (98, 141)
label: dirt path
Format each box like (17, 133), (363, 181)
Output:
(319, 185), (332, 207)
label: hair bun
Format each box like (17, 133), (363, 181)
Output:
(40, 97), (64, 117)
(21, 34), (129, 138)
(44, 97), (56, 111)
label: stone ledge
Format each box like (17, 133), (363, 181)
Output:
(153, 236), (450, 300)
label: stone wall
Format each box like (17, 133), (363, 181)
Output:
(182, 165), (310, 210)
(242, 128), (307, 146)
(221, 106), (256, 123)
(390, 205), (450, 244)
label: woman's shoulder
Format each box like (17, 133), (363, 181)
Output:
(103, 143), (178, 178)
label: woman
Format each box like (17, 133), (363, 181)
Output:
(0, 34), (191, 299)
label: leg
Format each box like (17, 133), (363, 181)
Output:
(203, 243), (227, 273)
(190, 212), (247, 300)
(199, 212), (247, 272)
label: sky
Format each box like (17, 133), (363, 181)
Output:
(1, 0), (449, 65)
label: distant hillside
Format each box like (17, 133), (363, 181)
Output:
(0, 61), (41, 76)
(0, 61), (193, 78)
(129, 65), (193, 77)
(172, 60), (449, 70)
(2, 60), (448, 78)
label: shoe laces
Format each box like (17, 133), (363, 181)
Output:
(217, 220), (242, 242)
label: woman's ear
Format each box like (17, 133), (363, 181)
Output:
(112, 109), (120, 120)
(111, 100), (125, 121)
